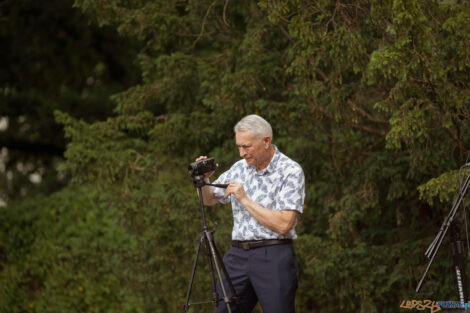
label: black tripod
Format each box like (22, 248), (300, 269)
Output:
(183, 175), (243, 313)
(416, 165), (470, 303)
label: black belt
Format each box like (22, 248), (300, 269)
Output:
(232, 239), (292, 250)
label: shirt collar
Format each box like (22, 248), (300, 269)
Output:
(253, 145), (279, 175)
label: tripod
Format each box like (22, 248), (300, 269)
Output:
(182, 175), (243, 313)
(416, 165), (470, 302)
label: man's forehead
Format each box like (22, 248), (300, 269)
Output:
(235, 130), (258, 144)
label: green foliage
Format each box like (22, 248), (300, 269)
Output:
(0, 177), (232, 313)
(0, 0), (141, 204)
(418, 169), (470, 205)
(1, 0), (470, 312)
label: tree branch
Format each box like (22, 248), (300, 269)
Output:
(223, 0), (230, 27)
(193, 0), (218, 46)
(278, 24), (295, 45)
(347, 99), (389, 124)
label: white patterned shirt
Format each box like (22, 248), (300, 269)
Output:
(212, 147), (305, 240)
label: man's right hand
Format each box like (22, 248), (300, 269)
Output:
(195, 156), (217, 181)
(195, 156), (219, 206)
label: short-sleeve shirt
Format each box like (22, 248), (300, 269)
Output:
(212, 147), (305, 240)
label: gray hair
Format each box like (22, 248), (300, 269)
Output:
(234, 114), (273, 140)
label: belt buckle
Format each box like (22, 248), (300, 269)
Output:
(240, 242), (250, 250)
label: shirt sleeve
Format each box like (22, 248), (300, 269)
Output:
(212, 169), (231, 204)
(275, 165), (305, 213)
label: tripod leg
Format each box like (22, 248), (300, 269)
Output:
(202, 236), (221, 312)
(213, 243), (244, 312)
(183, 236), (202, 313)
(205, 230), (234, 313)
(450, 220), (469, 303)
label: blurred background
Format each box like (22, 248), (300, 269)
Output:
(0, 0), (469, 312)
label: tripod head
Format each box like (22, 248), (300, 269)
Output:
(191, 174), (207, 188)
(191, 174), (228, 189)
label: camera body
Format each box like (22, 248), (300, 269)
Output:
(188, 157), (217, 177)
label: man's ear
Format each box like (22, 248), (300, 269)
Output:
(264, 136), (271, 148)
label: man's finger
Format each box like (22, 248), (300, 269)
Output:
(225, 185), (233, 198)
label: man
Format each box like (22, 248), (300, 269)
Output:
(197, 114), (305, 313)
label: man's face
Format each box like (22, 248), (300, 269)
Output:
(235, 131), (270, 167)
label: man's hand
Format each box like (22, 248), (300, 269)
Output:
(225, 181), (248, 203)
(225, 181), (298, 236)
(195, 156), (218, 182)
(194, 155), (219, 206)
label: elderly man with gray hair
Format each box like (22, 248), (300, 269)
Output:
(196, 114), (305, 313)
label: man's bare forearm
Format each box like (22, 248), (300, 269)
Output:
(239, 197), (298, 236)
(199, 179), (218, 206)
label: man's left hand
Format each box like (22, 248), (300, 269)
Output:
(225, 181), (249, 203)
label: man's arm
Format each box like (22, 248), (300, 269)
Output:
(225, 182), (299, 236)
(200, 178), (219, 206)
(240, 197), (298, 236)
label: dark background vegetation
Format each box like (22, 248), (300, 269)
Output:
(0, 0), (469, 312)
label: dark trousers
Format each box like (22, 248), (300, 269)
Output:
(215, 243), (298, 313)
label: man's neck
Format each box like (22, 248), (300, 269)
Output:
(256, 145), (275, 172)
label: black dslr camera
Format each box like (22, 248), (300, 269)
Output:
(188, 157), (217, 177)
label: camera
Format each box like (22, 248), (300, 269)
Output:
(188, 157), (217, 177)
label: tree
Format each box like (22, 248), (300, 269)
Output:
(0, 0), (141, 204)
(1, 0), (469, 312)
